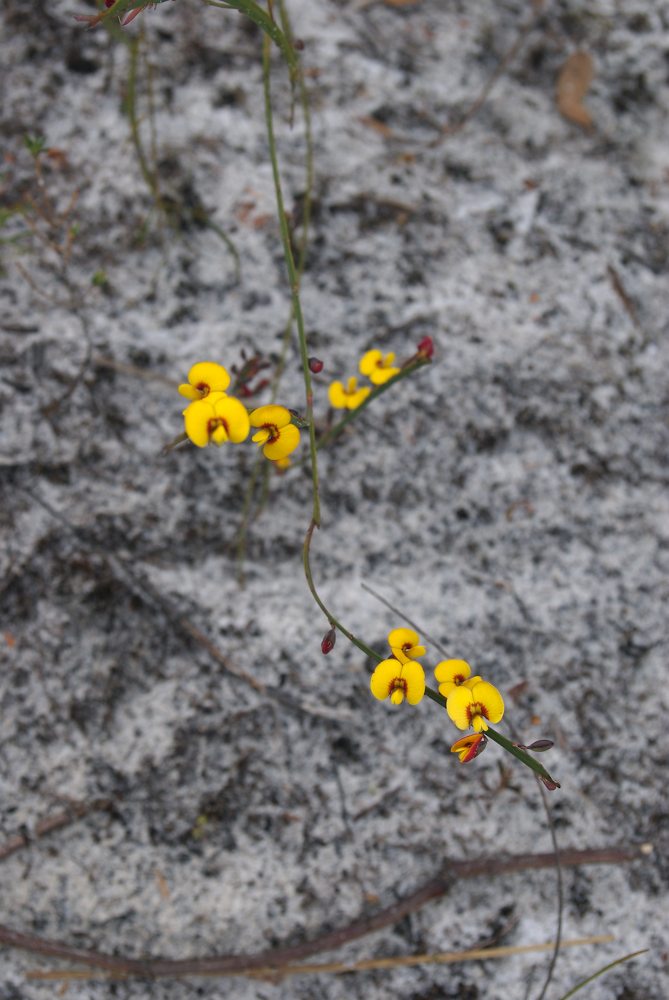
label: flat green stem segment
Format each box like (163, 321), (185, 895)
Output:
(486, 727), (560, 787)
(204, 0), (298, 82)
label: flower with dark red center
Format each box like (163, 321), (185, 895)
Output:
(249, 404), (300, 461)
(370, 658), (425, 706)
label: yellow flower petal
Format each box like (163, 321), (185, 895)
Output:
(446, 686), (475, 731)
(359, 349), (399, 385)
(328, 381), (348, 409)
(359, 349), (383, 377)
(249, 404), (291, 429)
(213, 395), (250, 443)
(470, 681), (505, 724)
(388, 627), (425, 664)
(252, 429), (270, 445)
(211, 424), (229, 445)
(348, 387), (371, 408)
(183, 398), (214, 448)
(402, 660), (426, 704)
(434, 659), (471, 685)
(370, 659), (400, 701)
(187, 361), (230, 395)
(263, 423), (300, 460)
(178, 384), (201, 401)
(388, 627), (419, 649)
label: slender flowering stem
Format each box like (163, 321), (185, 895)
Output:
(262, 36), (321, 526)
(303, 521), (379, 661)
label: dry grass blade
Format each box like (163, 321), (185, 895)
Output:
(26, 935), (616, 982)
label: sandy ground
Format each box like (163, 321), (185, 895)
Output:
(1, 1), (668, 997)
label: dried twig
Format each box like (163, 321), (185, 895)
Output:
(0, 800), (113, 864)
(0, 844), (649, 980)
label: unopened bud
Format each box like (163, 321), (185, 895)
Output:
(417, 336), (434, 359)
(540, 776), (561, 791)
(321, 627), (336, 654)
(514, 739), (554, 752)
(308, 357), (324, 374)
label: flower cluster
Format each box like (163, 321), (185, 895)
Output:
(434, 658), (504, 735)
(328, 348), (400, 411)
(370, 628), (426, 706)
(370, 628), (505, 759)
(178, 361), (300, 462)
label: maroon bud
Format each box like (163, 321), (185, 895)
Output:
(540, 776), (561, 791)
(417, 336), (434, 359)
(308, 357), (324, 374)
(526, 740), (554, 752)
(321, 627), (336, 654)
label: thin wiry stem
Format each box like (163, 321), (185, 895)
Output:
(262, 34), (320, 526)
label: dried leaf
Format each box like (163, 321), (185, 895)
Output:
(557, 50), (594, 128)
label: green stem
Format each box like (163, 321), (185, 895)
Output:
(262, 34), (320, 526)
(204, 0), (298, 82)
(486, 727), (560, 787)
(303, 520), (380, 660)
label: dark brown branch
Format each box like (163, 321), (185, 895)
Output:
(0, 844), (649, 980)
(0, 800), (113, 864)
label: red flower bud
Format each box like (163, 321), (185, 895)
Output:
(526, 739), (554, 752)
(321, 627), (336, 654)
(308, 357), (324, 374)
(417, 336), (434, 359)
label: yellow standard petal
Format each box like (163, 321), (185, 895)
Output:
(470, 681), (505, 725)
(359, 349), (399, 385)
(388, 627), (425, 664)
(183, 398), (215, 448)
(263, 423), (300, 461)
(212, 395), (250, 444)
(402, 660), (426, 705)
(179, 361), (230, 400)
(328, 376), (371, 410)
(435, 659), (473, 697)
(434, 659), (471, 685)
(328, 381), (348, 409)
(446, 686), (476, 731)
(446, 682), (505, 732)
(249, 404), (291, 429)
(370, 659), (400, 701)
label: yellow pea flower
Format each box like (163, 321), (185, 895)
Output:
(434, 659), (483, 698)
(249, 404), (300, 461)
(446, 681), (505, 733)
(451, 733), (488, 763)
(183, 392), (250, 447)
(370, 658), (425, 706)
(387, 627), (426, 665)
(328, 376), (371, 410)
(359, 349), (400, 385)
(179, 361), (231, 401)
